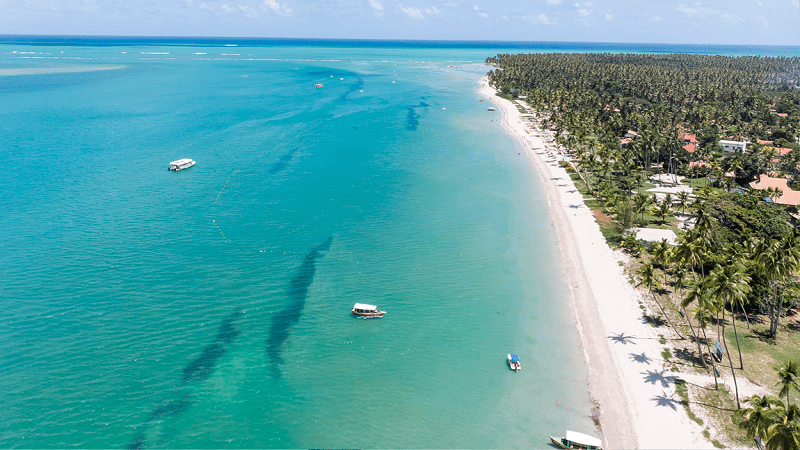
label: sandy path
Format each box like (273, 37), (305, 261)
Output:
(478, 78), (709, 449)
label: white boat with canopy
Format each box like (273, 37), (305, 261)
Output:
(549, 430), (603, 450)
(351, 303), (385, 318)
(168, 159), (195, 171)
(507, 353), (520, 371)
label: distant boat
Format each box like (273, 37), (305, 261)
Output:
(352, 303), (385, 318)
(168, 159), (195, 171)
(507, 354), (520, 371)
(315, 83), (324, 88)
(487, 107), (496, 111)
(550, 431), (603, 450)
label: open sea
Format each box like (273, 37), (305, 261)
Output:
(1, 38), (798, 449)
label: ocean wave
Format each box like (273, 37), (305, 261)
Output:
(140, 52), (170, 55)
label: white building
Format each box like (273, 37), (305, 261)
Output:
(718, 139), (747, 155)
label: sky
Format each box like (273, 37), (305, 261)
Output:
(1, 0), (799, 45)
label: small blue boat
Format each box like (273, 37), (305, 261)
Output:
(507, 353), (520, 372)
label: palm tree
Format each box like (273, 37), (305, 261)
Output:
(674, 267), (707, 368)
(638, 263), (683, 339)
(706, 261), (752, 408)
(756, 234), (800, 339)
(654, 199), (672, 225)
(775, 361), (800, 406)
(763, 403), (800, 450)
(650, 239), (672, 285)
(738, 395), (782, 444)
(677, 191), (691, 216)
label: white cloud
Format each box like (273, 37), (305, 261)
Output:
(677, 3), (717, 16)
(578, 8), (588, 15)
(239, 4), (258, 16)
(721, 13), (742, 22)
(424, 6), (441, 16)
(264, 0), (279, 11)
(584, 1), (591, 6)
(198, 2), (212, 10)
(545, 0), (561, 4)
(605, 12), (612, 19)
(473, 4), (479, 10)
(478, 11), (488, 17)
(650, 15), (661, 21)
(573, 2), (580, 7)
(442, 1), (459, 6)
(221, 3), (234, 12)
(400, 5), (424, 19)
(756, 14), (769, 27)
(501, 14), (508, 19)
(368, 0), (384, 17)
(791, 0), (799, 7)
(538, 13), (554, 24)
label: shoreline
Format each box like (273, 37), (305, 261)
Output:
(478, 78), (708, 449)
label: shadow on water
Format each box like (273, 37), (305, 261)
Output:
(337, 77), (364, 102)
(266, 237), (333, 377)
(149, 394), (192, 420)
(182, 310), (243, 383)
(126, 310), (242, 448)
(270, 148), (299, 174)
(405, 101), (429, 131)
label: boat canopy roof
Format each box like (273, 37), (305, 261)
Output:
(353, 303), (377, 310)
(566, 431), (602, 448)
(509, 354), (520, 362)
(169, 158), (193, 166)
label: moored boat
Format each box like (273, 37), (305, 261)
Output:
(168, 158), (195, 171)
(507, 353), (520, 371)
(549, 431), (603, 450)
(315, 83), (324, 88)
(351, 303), (385, 318)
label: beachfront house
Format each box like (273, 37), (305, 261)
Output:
(719, 139), (747, 155)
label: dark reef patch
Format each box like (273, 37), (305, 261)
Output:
(406, 108), (420, 131)
(270, 148), (299, 174)
(149, 394), (192, 420)
(266, 237), (333, 377)
(182, 310), (242, 383)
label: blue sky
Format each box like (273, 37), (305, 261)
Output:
(2, 0), (799, 45)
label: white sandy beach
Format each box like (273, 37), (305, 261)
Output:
(478, 78), (711, 449)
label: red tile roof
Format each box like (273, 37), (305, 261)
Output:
(750, 175), (800, 205)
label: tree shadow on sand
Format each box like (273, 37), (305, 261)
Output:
(652, 391), (680, 410)
(674, 347), (709, 367)
(641, 314), (666, 327)
(642, 369), (675, 388)
(629, 352), (652, 364)
(609, 332), (637, 345)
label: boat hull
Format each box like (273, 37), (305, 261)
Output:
(550, 436), (567, 449)
(169, 161), (195, 171)
(352, 310), (385, 318)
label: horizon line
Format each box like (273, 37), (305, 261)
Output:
(2, 34), (800, 49)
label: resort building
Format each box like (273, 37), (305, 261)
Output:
(719, 139), (747, 155)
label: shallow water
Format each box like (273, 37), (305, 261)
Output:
(7, 37), (792, 448)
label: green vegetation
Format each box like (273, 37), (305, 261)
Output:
(737, 361), (800, 450)
(675, 379), (704, 426)
(487, 53), (800, 446)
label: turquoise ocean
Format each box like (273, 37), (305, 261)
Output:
(1, 38), (798, 449)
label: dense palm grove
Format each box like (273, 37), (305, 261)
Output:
(487, 54), (800, 449)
